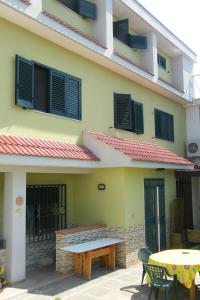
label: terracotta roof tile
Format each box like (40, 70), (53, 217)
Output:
(87, 132), (193, 167)
(0, 135), (99, 161)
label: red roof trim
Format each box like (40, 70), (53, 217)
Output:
(0, 135), (99, 161)
(158, 77), (184, 93)
(42, 10), (107, 49)
(113, 50), (155, 76)
(87, 131), (193, 167)
(20, 0), (31, 5)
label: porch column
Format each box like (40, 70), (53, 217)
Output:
(3, 171), (26, 283)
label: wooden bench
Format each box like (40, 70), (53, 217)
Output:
(61, 238), (123, 280)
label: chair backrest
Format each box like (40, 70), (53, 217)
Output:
(144, 263), (167, 286)
(187, 229), (200, 244)
(138, 247), (152, 263)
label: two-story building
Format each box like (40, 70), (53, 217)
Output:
(0, 0), (196, 283)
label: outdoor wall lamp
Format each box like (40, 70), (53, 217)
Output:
(97, 183), (106, 191)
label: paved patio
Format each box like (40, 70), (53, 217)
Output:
(1, 263), (200, 299)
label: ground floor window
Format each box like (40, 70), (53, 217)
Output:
(26, 184), (67, 243)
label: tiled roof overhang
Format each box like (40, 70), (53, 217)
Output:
(85, 132), (193, 169)
(0, 135), (99, 161)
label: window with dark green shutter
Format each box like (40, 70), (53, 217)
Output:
(15, 55), (82, 121)
(114, 93), (144, 134)
(114, 93), (132, 130)
(127, 34), (147, 49)
(157, 54), (166, 70)
(113, 19), (129, 45)
(133, 101), (144, 134)
(50, 70), (66, 116)
(155, 109), (174, 141)
(66, 75), (81, 120)
(113, 19), (147, 49)
(57, 0), (96, 19)
(16, 55), (34, 109)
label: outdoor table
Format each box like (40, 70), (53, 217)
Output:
(61, 238), (123, 279)
(149, 249), (200, 300)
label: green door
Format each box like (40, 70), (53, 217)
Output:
(144, 179), (166, 253)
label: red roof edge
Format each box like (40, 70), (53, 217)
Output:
(20, 0), (31, 5)
(113, 50), (155, 76)
(158, 77), (184, 93)
(42, 10), (108, 49)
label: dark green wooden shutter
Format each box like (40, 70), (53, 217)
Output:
(50, 70), (66, 117)
(66, 75), (81, 120)
(166, 114), (174, 141)
(16, 55), (34, 109)
(78, 0), (96, 19)
(133, 101), (144, 134)
(57, 0), (74, 9)
(114, 93), (132, 130)
(155, 109), (162, 139)
(127, 34), (147, 49)
(113, 19), (129, 45)
(155, 109), (174, 141)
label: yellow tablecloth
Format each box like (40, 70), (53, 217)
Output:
(148, 249), (200, 288)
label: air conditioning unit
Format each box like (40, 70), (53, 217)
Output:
(187, 140), (200, 157)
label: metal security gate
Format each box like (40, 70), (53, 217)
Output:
(26, 184), (67, 243)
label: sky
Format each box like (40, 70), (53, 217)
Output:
(136, 0), (200, 96)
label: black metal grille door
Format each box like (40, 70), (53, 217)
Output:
(26, 184), (67, 243)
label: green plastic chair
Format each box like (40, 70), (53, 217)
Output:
(191, 244), (200, 250)
(138, 247), (152, 285)
(144, 263), (178, 300)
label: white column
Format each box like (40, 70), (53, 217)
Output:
(4, 171), (26, 283)
(141, 31), (158, 78)
(172, 55), (194, 99)
(93, 0), (113, 50)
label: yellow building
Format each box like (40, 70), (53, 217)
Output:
(0, 0), (196, 283)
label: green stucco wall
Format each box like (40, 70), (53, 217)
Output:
(73, 168), (176, 228)
(113, 38), (142, 65)
(158, 49), (172, 83)
(73, 169), (126, 227)
(0, 17), (186, 156)
(42, 0), (94, 36)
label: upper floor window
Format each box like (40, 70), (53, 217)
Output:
(157, 54), (166, 70)
(154, 109), (174, 142)
(114, 93), (144, 134)
(57, 0), (97, 20)
(16, 55), (81, 120)
(113, 19), (147, 49)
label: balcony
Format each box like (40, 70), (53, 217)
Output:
(42, 0), (95, 36)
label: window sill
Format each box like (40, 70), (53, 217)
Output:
(112, 127), (143, 135)
(22, 107), (82, 123)
(153, 136), (175, 143)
